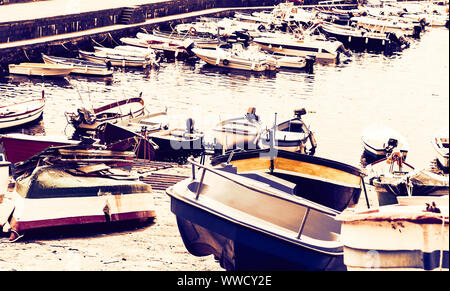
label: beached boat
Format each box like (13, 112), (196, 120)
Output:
(432, 128), (449, 170)
(367, 151), (449, 206)
(361, 124), (409, 162)
(65, 95), (146, 134)
(252, 34), (350, 63)
(0, 133), (80, 164)
(78, 50), (153, 68)
(8, 63), (73, 78)
(41, 54), (113, 76)
(0, 93), (45, 131)
(337, 196), (449, 270)
(259, 108), (317, 155)
(192, 44), (277, 72)
(0, 146), (155, 241)
(166, 149), (366, 270)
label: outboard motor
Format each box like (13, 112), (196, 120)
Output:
(186, 118), (195, 134)
(304, 55), (315, 74)
(294, 108), (307, 119)
(385, 138), (399, 154)
(245, 107), (259, 122)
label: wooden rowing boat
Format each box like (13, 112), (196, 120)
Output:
(41, 54), (113, 76)
(8, 63), (73, 77)
(0, 92), (45, 130)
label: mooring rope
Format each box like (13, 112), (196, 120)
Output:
(108, 33), (121, 46)
(23, 48), (31, 61)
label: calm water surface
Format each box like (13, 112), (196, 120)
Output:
(1, 28), (448, 169)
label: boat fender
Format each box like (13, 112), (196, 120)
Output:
(222, 59), (230, 66)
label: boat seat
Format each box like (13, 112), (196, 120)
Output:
(239, 171), (297, 195)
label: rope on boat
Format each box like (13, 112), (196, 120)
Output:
(23, 48), (31, 61)
(108, 33), (121, 46)
(9, 230), (24, 243)
(90, 35), (108, 47)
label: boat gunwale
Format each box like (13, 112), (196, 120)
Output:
(0, 98), (45, 119)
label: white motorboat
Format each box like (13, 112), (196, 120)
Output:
(192, 43), (277, 72)
(361, 124), (409, 161)
(252, 33), (350, 63)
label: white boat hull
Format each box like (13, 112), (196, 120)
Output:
(338, 201), (449, 270)
(0, 99), (45, 130)
(8, 64), (73, 77)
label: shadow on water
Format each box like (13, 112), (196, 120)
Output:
(1, 74), (72, 88)
(197, 63), (278, 79)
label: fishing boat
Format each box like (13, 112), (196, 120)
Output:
(319, 22), (409, 52)
(41, 54), (113, 76)
(93, 46), (157, 59)
(78, 50), (153, 68)
(0, 133), (80, 164)
(65, 95), (146, 134)
(0, 92), (45, 131)
(166, 148), (366, 270)
(135, 32), (194, 59)
(252, 33), (350, 63)
(192, 44), (277, 72)
(116, 113), (203, 161)
(152, 30), (223, 49)
(367, 151), (449, 206)
(361, 124), (409, 162)
(337, 196), (449, 270)
(431, 128), (449, 170)
(259, 108), (317, 155)
(8, 63), (73, 78)
(0, 146), (155, 241)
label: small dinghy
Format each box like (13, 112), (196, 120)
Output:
(431, 128), (449, 170)
(337, 196), (448, 270)
(367, 151), (449, 206)
(259, 108), (317, 155)
(0, 91), (45, 130)
(0, 146), (155, 241)
(41, 54), (113, 76)
(8, 63), (73, 78)
(166, 149), (366, 270)
(361, 124), (409, 162)
(65, 94), (146, 134)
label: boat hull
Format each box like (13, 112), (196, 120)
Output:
(195, 51), (276, 72)
(8, 64), (73, 77)
(338, 203), (449, 270)
(0, 134), (79, 164)
(172, 200), (345, 271)
(42, 55), (113, 76)
(0, 99), (45, 130)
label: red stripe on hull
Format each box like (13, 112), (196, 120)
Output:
(10, 210), (156, 233)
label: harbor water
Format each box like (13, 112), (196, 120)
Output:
(0, 27), (448, 170)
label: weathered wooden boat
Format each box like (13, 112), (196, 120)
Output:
(8, 63), (73, 78)
(78, 50), (152, 68)
(361, 124), (409, 162)
(432, 128), (449, 170)
(259, 108), (317, 155)
(319, 22), (409, 52)
(166, 149), (366, 270)
(0, 146), (155, 241)
(337, 196), (449, 270)
(252, 34), (350, 63)
(192, 44), (277, 72)
(41, 54), (113, 76)
(65, 95), (146, 134)
(0, 133), (80, 164)
(0, 92), (45, 131)
(367, 151), (449, 206)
